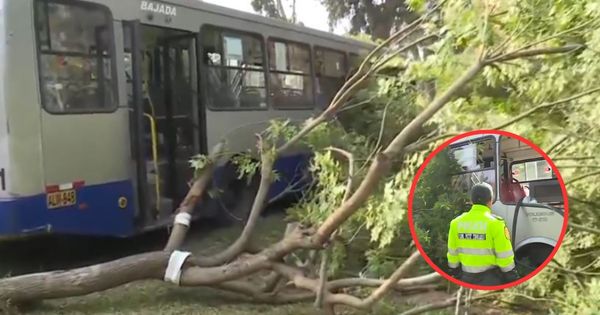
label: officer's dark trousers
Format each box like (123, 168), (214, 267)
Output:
(459, 268), (506, 286)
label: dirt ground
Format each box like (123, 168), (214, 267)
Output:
(1, 213), (510, 315)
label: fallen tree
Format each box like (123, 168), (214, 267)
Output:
(2, 2), (599, 314)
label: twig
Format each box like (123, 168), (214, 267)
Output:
(326, 147), (356, 201)
(373, 34), (440, 71)
(546, 134), (570, 155)
(375, 100), (393, 153)
(314, 244), (331, 309)
(565, 170), (600, 186)
(552, 156), (596, 161)
(507, 293), (574, 310)
(508, 20), (596, 54)
(455, 286), (463, 315)
(404, 132), (461, 153)
(338, 95), (378, 113)
(400, 292), (498, 315)
(548, 261), (600, 276)
(491, 87), (600, 130)
(486, 44), (584, 63)
(555, 165), (600, 169)
(570, 223), (600, 235)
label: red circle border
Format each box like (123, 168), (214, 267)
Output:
(407, 129), (570, 291)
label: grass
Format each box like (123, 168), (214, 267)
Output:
(4, 213), (459, 315)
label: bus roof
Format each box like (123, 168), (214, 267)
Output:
(164, 0), (374, 50)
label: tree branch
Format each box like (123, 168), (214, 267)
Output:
(316, 147), (355, 311)
(546, 134), (570, 155)
(327, 272), (442, 291)
(190, 142), (275, 267)
(275, 251), (423, 311)
(164, 142), (225, 251)
(486, 44), (584, 63)
(399, 293), (497, 315)
(215, 280), (313, 304)
(360, 251), (421, 308)
(277, 2), (443, 155)
(404, 133), (460, 153)
(491, 87), (600, 130)
(565, 170), (600, 186)
(570, 223), (600, 235)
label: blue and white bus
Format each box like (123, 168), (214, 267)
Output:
(0, 0), (371, 238)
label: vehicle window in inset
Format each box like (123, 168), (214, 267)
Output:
(201, 26), (267, 110)
(449, 138), (497, 201)
(35, 0), (116, 114)
(512, 160), (553, 182)
(509, 159), (562, 204)
(267, 39), (314, 109)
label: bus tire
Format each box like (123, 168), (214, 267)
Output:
(213, 160), (260, 225)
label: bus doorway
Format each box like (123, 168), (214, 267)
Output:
(124, 22), (202, 226)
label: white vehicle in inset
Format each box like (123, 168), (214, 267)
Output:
(449, 133), (565, 269)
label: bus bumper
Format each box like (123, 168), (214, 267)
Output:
(0, 180), (135, 238)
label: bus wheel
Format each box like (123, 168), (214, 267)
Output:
(516, 243), (554, 272)
(214, 161), (260, 225)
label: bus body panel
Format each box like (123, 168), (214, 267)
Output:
(0, 0), (10, 200)
(2, 0), (46, 198)
(0, 0), (370, 239)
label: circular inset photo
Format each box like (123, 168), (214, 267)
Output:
(408, 130), (568, 290)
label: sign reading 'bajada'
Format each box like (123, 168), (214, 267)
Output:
(140, 1), (177, 16)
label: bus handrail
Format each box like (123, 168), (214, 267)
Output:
(143, 113), (160, 219)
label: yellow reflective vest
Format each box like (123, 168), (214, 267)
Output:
(447, 204), (515, 273)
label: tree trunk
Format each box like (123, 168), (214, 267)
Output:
(0, 252), (169, 302)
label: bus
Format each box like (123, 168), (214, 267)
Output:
(448, 134), (565, 269)
(0, 0), (372, 238)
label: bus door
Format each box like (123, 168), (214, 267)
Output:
(508, 202), (564, 266)
(125, 21), (203, 225)
(156, 34), (202, 211)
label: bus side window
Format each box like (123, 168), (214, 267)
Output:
(267, 39), (314, 109)
(201, 26), (267, 109)
(34, 1), (116, 114)
(315, 47), (346, 109)
(449, 138), (497, 201)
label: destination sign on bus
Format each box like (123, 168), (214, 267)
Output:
(141, 1), (177, 16)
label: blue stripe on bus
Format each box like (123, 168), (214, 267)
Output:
(267, 153), (312, 200)
(0, 154), (312, 239)
(0, 180), (135, 238)
(211, 152), (312, 200)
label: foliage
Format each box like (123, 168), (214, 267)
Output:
(288, 0), (600, 311)
(412, 149), (468, 271)
(365, 0), (600, 312)
(250, 0), (297, 23)
(322, 0), (419, 40)
(196, 0), (600, 312)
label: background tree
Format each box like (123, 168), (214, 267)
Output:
(251, 0), (297, 23)
(322, 0), (419, 40)
(412, 148), (467, 272)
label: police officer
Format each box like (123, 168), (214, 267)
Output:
(447, 183), (520, 285)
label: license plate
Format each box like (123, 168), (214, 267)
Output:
(47, 190), (77, 209)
